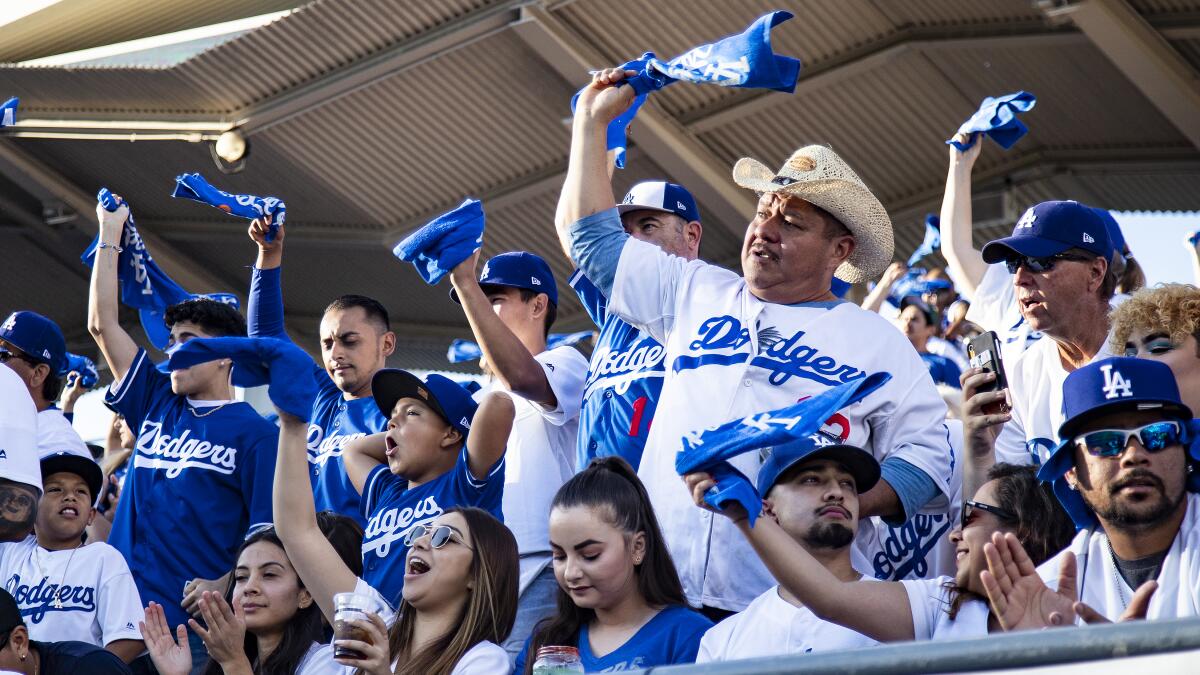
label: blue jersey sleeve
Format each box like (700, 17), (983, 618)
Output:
(105, 349), (172, 430)
(248, 266), (289, 339)
(569, 269), (608, 327)
(240, 424), (280, 532)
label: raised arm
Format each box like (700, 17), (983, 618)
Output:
(683, 473), (916, 642)
(246, 218), (288, 339)
(939, 135), (987, 297)
(449, 251), (556, 406)
(465, 391), (514, 480)
(273, 412), (359, 623)
(87, 202), (139, 381)
(343, 432), (388, 497)
(861, 262), (908, 314)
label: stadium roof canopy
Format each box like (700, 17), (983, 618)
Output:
(2, 0), (1198, 373)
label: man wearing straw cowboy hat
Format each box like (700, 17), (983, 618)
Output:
(556, 67), (953, 618)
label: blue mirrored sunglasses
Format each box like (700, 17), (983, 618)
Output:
(1004, 253), (1092, 274)
(1072, 421), (1184, 458)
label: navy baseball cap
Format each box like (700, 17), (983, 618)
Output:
(372, 369), (477, 438)
(1091, 207), (1128, 258)
(899, 296), (938, 326)
(981, 200), (1111, 264)
(0, 311), (68, 375)
(757, 430), (880, 496)
(40, 451), (104, 501)
(617, 181), (701, 224)
(450, 251), (558, 306)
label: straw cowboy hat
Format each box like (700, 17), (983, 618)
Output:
(732, 145), (894, 283)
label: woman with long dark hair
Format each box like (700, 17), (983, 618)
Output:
(518, 457), (712, 672)
(141, 512), (363, 674)
(685, 463), (1074, 640)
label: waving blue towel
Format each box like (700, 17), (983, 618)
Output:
(394, 198), (485, 285)
(447, 330), (592, 364)
(171, 173), (287, 242)
(704, 462), (763, 527)
(885, 268), (926, 307)
(906, 215), (941, 267)
(675, 372), (891, 525)
(571, 11), (800, 169)
(168, 337), (318, 421)
(947, 91), (1036, 151)
(1, 97), (16, 127)
(65, 353), (98, 388)
(139, 292), (241, 351)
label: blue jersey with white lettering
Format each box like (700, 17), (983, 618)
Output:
(360, 447), (503, 607)
(570, 270), (666, 471)
(106, 349), (278, 632)
(514, 604), (712, 672)
(249, 266), (387, 526)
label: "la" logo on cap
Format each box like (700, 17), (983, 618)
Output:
(1100, 364), (1133, 400)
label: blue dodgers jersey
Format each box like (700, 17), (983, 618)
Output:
(514, 604), (712, 672)
(570, 270), (666, 471)
(105, 349), (279, 632)
(360, 447), (504, 606)
(308, 373), (388, 526)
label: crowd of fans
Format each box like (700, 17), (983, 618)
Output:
(1, 41), (1200, 675)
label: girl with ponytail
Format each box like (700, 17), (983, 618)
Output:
(517, 457), (711, 672)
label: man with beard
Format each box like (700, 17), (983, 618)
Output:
(981, 357), (1200, 627)
(697, 431), (880, 661)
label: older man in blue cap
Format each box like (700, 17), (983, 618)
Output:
(0, 311), (89, 459)
(980, 357), (1199, 629)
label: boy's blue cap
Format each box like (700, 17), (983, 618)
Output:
(0, 311), (68, 375)
(450, 251), (558, 306)
(372, 369), (477, 438)
(617, 181), (701, 225)
(981, 200), (1111, 264)
(757, 430), (880, 496)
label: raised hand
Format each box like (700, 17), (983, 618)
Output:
(190, 591), (250, 670)
(949, 132), (983, 169)
(141, 602), (192, 675)
(682, 471), (750, 523)
(960, 368), (1010, 461)
(573, 68), (639, 126)
(981, 532), (1078, 630)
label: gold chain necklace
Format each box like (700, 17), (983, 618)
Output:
(189, 401), (231, 418)
(36, 541), (83, 610)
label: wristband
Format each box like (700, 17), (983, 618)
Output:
(98, 242), (124, 253)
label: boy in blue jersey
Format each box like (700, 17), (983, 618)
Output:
(88, 198), (279, 670)
(568, 180), (703, 471)
(341, 369), (513, 606)
(246, 218), (395, 526)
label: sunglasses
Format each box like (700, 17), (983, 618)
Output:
(0, 348), (41, 367)
(961, 500), (1016, 530)
(404, 523), (473, 550)
(1072, 421), (1184, 458)
(1004, 253), (1093, 275)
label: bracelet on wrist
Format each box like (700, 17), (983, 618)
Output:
(98, 242), (124, 253)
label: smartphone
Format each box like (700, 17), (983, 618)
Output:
(967, 331), (1011, 415)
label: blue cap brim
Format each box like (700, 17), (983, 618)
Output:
(981, 236), (1072, 264)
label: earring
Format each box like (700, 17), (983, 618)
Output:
(19, 653), (25, 662)
(1189, 464), (1195, 474)
(633, 555), (643, 565)
(1067, 482), (1078, 491)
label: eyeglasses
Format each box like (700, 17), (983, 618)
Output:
(0, 348), (41, 367)
(1004, 253), (1093, 275)
(961, 500), (1017, 530)
(404, 523), (473, 550)
(1072, 421), (1184, 458)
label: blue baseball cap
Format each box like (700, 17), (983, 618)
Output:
(371, 369), (477, 438)
(617, 181), (701, 224)
(981, 200), (1111, 264)
(757, 430), (880, 496)
(0, 311), (68, 375)
(1090, 207), (1128, 259)
(899, 296), (938, 326)
(451, 251), (558, 306)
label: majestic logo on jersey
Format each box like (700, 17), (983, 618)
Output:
(871, 514), (952, 581)
(134, 422), (238, 477)
(307, 424), (367, 465)
(363, 495), (442, 558)
(1100, 364), (1133, 399)
(6, 574), (97, 623)
(584, 334), (667, 397)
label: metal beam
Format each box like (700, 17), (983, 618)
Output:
(513, 5), (757, 239)
(1043, 0), (1200, 149)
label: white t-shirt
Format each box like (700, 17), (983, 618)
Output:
(1038, 493), (1200, 622)
(36, 407), (90, 459)
(609, 237), (953, 611)
(854, 420), (964, 582)
(900, 576), (990, 640)
(483, 345), (586, 594)
(697, 585), (877, 662)
(0, 536), (142, 646)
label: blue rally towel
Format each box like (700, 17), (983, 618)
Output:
(447, 330), (592, 364)
(947, 91), (1037, 151)
(885, 268), (926, 307)
(82, 189), (193, 314)
(675, 372), (891, 524)
(394, 198), (485, 285)
(906, 215), (941, 267)
(1, 97), (16, 127)
(171, 173), (286, 242)
(168, 337), (319, 421)
(570, 11), (801, 169)
(65, 353), (98, 388)
(139, 292), (241, 351)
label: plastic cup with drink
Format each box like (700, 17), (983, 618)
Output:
(333, 591), (384, 660)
